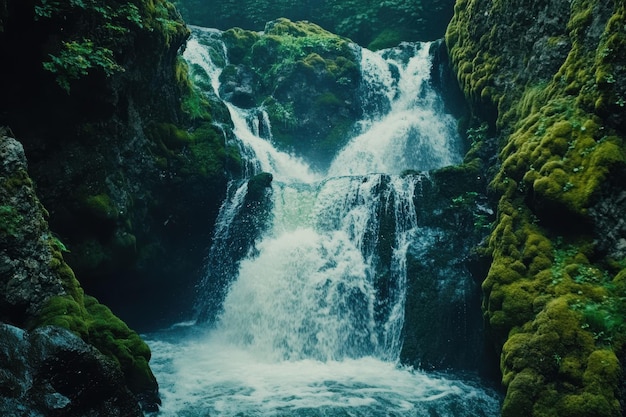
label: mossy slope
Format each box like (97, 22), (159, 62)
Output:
(446, 0), (626, 415)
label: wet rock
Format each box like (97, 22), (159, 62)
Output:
(0, 324), (142, 417)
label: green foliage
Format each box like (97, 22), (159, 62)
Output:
(573, 298), (626, 346)
(173, 0), (454, 46)
(35, 0), (188, 92)
(42, 40), (123, 93)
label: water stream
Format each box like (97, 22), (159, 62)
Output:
(144, 25), (502, 417)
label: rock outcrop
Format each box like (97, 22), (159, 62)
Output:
(1, 130), (158, 414)
(220, 18), (362, 169)
(0, 324), (143, 417)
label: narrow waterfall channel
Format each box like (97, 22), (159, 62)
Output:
(145, 26), (502, 416)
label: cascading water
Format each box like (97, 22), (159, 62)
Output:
(145, 25), (502, 416)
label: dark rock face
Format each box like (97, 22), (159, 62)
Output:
(1, 130), (158, 414)
(0, 0), (233, 329)
(195, 172), (274, 323)
(400, 168), (497, 378)
(0, 324), (142, 417)
(0, 134), (65, 322)
(219, 64), (260, 108)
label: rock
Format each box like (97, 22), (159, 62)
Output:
(221, 19), (362, 168)
(0, 323), (142, 417)
(246, 172), (273, 202)
(0, 133), (65, 321)
(219, 64), (259, 108)
(446, 0), (626, 415)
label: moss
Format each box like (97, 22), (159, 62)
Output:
(555, 392), (619, 417)
(222, 27), (261, 65)
(84, 295), (156, 393)
(501, 368), (543, 417)
(367, 28), (404, 51)
(28, 232), (156, 397)
(82, 193), (118, 221)
(34, 295), (90, 336)
(34, 292), (156, 396)
(0, 204), (23, 237)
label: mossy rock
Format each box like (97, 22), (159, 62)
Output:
(221, 18), (362, 167)
(448, 1), (626, 413)
(34, 294), (157, 397)
(246, 172), (273, 202)
(82, 193), (119, 221)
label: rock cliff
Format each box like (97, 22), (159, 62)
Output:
(446, 0), (626, 415)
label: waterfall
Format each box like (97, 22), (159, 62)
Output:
(145, 25), (501, 417)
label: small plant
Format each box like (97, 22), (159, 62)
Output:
(466, 122), (488, 145)
(576, 300), (625, 346)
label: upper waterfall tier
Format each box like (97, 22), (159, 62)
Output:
(183, 24), (463, 179)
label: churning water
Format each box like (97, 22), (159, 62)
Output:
(144, 25), (502, 417)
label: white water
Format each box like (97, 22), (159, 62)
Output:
(145, 26), (501, 417)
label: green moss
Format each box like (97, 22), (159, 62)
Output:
(84, 295), (156, 393)
(35, 295), (90, 336)
(222, 27), (261, 65)
(367, 28), (404, 51)
(556, 393), (615, 417)
(82, 193), (118, 221)
(0, 204), (23, 237)
(501, 368), (543, 417)
(34, 292), (156, 395)
(28, 232), (156, 397)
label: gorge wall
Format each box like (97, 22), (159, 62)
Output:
(447, 0), (626, 415)
(1, 0), (239, 330)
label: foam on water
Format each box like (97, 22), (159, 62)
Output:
(146, 327), (501, 417)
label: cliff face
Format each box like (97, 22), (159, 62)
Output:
(0, 0), (237, 328)
(446, 0), (626, 415)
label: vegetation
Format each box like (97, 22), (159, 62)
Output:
(172, 0), (455, 49)
(35, 0), (188, 92)
(219, 18), (361, 165)
(0, 204), (22, 237)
